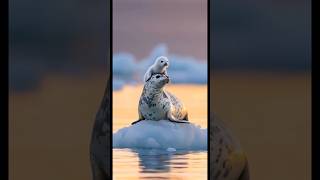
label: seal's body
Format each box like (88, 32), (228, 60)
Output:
(90, 78), (111, 180)
(132, 73), (188, 124)
(211, 114), (250, 180)
(143, 56), (169, 82)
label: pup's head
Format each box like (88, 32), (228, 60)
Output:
(146, 73), (170, 89)
(155, 56), (169, 68)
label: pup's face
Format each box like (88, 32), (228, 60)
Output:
(155, 56), (169, 68)
(148, 73), (169, 89)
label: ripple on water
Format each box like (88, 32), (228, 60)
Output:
(113, 148), (207, 180)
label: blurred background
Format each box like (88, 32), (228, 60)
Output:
(211, 0), (311, 180)
(9, 0), (310, 179)
(9, 0), (109, 179)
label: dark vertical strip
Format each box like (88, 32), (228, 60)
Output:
(311, 0), (315, 179)
(3, 0), (9, 177)
(110, 0), (113, 178)
(207, 0), (210, 179)
(209, 0), (214, 179)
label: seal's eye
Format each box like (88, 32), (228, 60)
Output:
(156, 75), (160, 78)
(161, 61), (163, 63)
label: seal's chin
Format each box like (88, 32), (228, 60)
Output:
(156, 79), (169, 88)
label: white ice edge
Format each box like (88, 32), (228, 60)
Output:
(113, 120), (207, 150)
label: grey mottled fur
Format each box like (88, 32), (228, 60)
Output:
(89, 78), (111, 180)
(211, 113), (250, 180)
(132, 73), (188, 125)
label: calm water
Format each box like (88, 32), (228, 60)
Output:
(113, 149), (207, 180)
(113, 84), (207, 180)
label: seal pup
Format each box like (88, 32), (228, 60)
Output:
(143, 56), (169, 82)
(132, 73), (189, 125)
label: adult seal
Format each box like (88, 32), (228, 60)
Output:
(132, 73), (189, 125)
(211, 113), (250, 180)
(90, 77), (111, 180)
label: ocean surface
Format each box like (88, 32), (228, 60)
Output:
(113, 148), (207, 180)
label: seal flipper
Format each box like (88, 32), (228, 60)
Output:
(131, 110), (145, 125)
(183, 113), (189, 121)
(131, 119), (143, 125)
(167, 112), (189, 124)
(144, 68), (153, 82)
(238, 159), (250, 180)
(168, 119), (189, 124)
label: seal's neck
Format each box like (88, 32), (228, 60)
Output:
(143, 85), (164, 99)
(154, 65), (165, 72)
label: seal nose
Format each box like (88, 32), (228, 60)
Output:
(164, 62), (168, 66)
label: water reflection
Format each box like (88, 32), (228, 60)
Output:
(113, 148), (207, 179)
(131, 149), (190, 173)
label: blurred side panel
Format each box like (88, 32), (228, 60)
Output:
(210, 0), (311, 179)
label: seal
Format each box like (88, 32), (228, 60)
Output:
(132, 73), (189, 125)
(143, 56), (169, 82)
(211, 113), (250, 180)
(90, 77), (111, 180)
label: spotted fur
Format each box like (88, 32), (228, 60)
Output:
(211, 113), (250, 180)
(132, 73), (188, 124)
(90, 78), (111, 180)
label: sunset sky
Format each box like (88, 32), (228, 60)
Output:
(113, 0), (207, 60)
